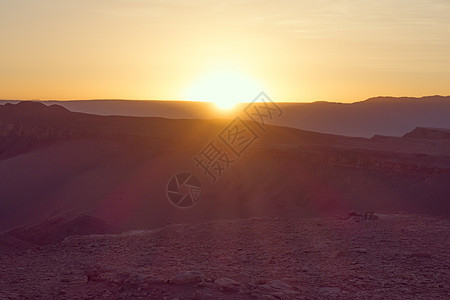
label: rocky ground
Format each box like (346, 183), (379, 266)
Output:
(0, 213), (449, 299)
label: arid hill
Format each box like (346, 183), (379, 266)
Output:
(0, 101), (449, 240)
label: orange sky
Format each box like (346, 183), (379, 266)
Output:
(1, 0), (449, 103)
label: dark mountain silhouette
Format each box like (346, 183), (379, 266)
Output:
(274, 96), (450, 137)
(403, 127), (450, 140)
(2, 95), (449, 137)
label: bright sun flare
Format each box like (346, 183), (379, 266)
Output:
(185, 69), (263, 110)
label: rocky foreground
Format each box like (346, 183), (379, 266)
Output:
(0, 214), (449, 299)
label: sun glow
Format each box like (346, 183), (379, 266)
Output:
(185, 69), (263, 110)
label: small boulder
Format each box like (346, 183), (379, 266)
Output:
(267, 280), (293, 291)
(143, 275), (165, 285)
(214, 277), (242, 292)
(319, 287), (341, 297)
(192, 289), (216, 299)
(354, 248), (368, 254)
(169, 271), (204, 285)
(256, 280), (300, 298)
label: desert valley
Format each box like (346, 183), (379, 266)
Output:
(0, 98), (449, 298)
(2, 0), (450, 298)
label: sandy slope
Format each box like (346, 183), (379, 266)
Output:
(0, 214), (448, 299)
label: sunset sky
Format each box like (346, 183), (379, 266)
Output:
(1, 0), (449, 103)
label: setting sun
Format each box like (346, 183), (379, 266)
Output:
(185, 69), (263, 110)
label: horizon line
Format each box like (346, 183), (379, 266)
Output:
(0, 94), (449, 105)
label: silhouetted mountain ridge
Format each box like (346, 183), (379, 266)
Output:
(403, 127), (450, 140)
(2, 95), (449, 137)
(362, 95), (448, 103)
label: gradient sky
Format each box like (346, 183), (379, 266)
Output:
(1, 0), (449, 102)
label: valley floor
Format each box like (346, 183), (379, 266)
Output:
(0, 214), (449, 299)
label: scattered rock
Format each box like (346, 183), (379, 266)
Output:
(267, 279), (293, 291)
(319, 287), (341, 297)
(408, 252), (432, 259)
(348, 211), (379, 221)
(169, 271), (204, 285)
(400, 272), (414, 280)
(192, 289), (216, 299)
(143, 275), (165, 286)
(255, 280), (300, 298)
(1, 215), (449, 299)
(84, 267), (163, 287)
(355, 248), (368, 254)
(123, 272), (148, 285)
(256, 295), (278, 300)
(399, 287), (411, 293)
(214, 277), (242, 292)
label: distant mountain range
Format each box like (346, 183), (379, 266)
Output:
(2, 95), (449, 137)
